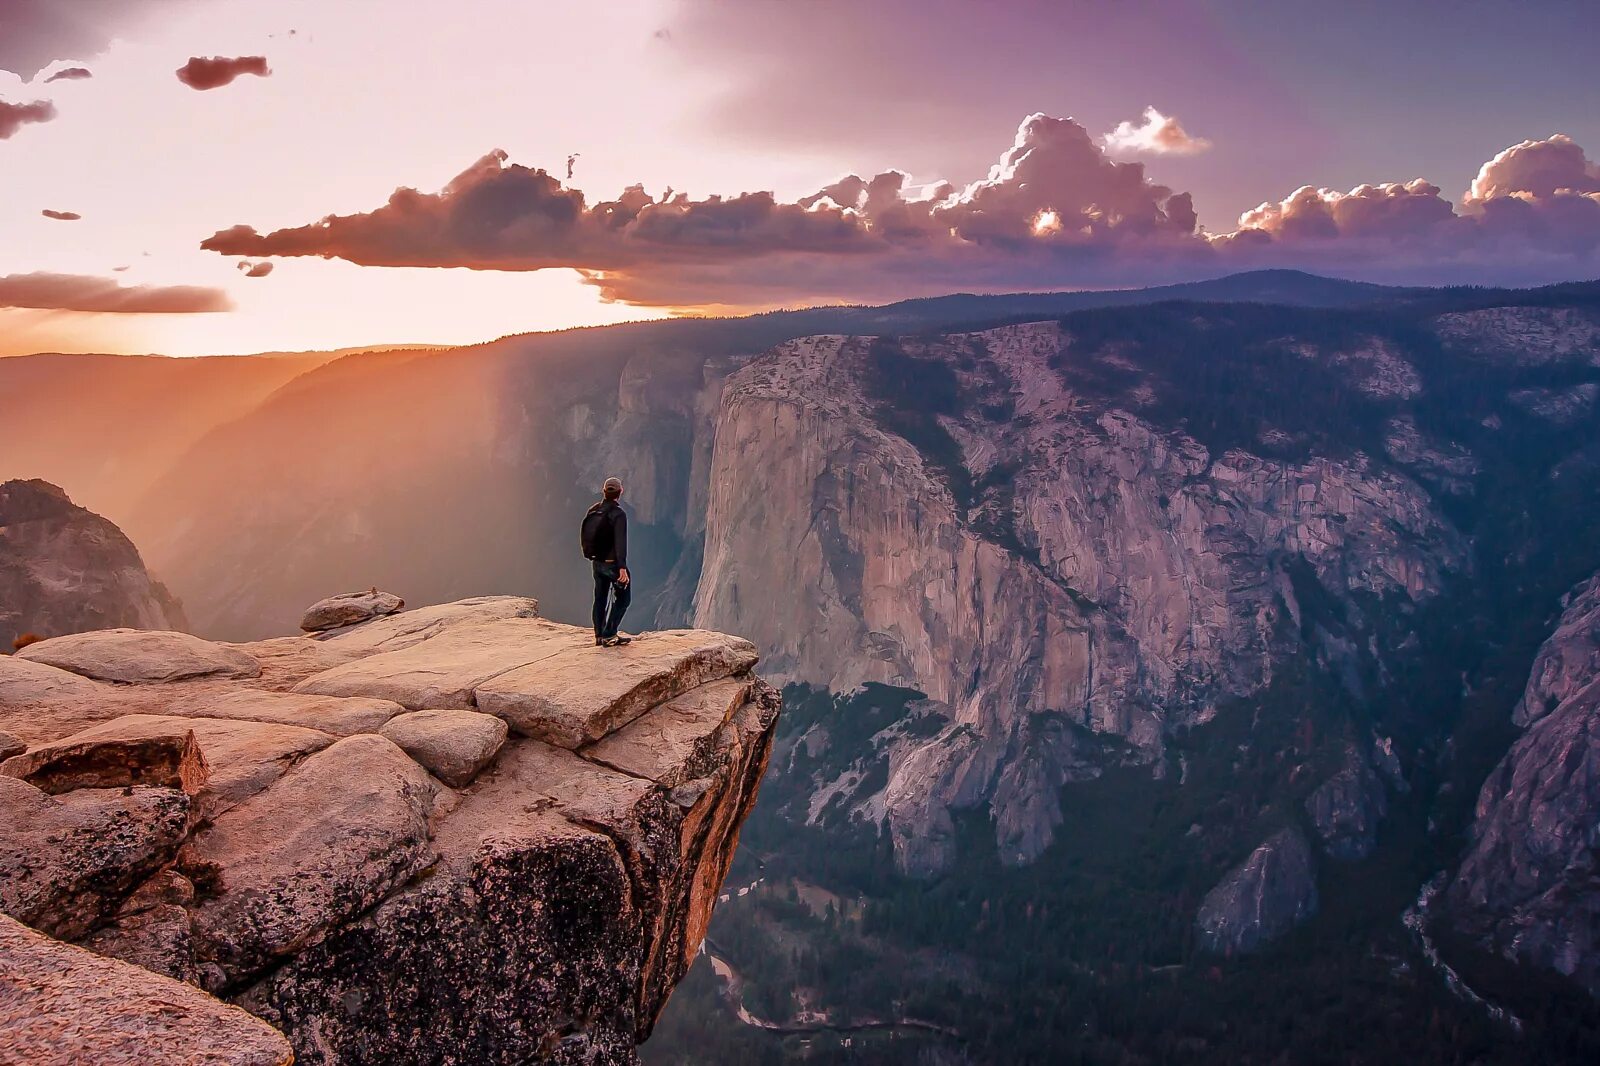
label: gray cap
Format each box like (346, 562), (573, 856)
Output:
(603, 477), (623, 497)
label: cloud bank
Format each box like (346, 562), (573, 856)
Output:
(1102, 107), (1211, 156)
(202, 114), (1600, 308)
(176, 55), (270, 91)
(0, 273), (231, 313)
(0, 98), (56, 139)
(0, 0), (208, 77)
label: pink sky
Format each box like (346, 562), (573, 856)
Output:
(2, 0), (1597, 356)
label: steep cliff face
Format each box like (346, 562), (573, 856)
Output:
(693, 321), (1465, 871)
(1194, 828), (1319, 956)
(0, 595), (779, 1064)
(1447, 572), (1600, 996)
(0, 479), (185, 649)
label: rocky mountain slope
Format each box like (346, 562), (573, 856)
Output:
(0, 595), (779, 1064)
(0, 271), (1407, 641)
(1446, 570), (1600, 996)
(0, 351), (339, 524)
(0, 479), (185, 649)
(693, 321), (1466, 873)
(7, 273), (1600, 1052)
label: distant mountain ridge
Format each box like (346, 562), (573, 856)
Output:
(7, 271), (1600, 1060)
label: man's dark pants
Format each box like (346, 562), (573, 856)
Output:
(592, 562), (631, 640)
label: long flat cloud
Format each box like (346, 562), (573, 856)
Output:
(0, 99), (56, 139)
(0, 273), (232, 313)
(202, 114), (1600, 308)
(176, 55), (271, 91)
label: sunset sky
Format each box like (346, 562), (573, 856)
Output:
(2, 0), (1598, 356)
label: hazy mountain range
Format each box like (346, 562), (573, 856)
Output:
(7, 268), (1600, 1062)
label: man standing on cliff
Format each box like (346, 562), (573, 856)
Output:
(582, 477), (632, 647)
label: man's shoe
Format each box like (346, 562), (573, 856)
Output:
(607, 634), (633, 646)
(594, 636), (606, 646)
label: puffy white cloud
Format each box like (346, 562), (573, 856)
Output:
(1218, 135), (1600, 284)
(1102, 107), (1211, 156)
(204, 113), (1203, 305)
(1466, 133), (1600, 205)
(1232, 179), (1456, 242)
(202, 119), (1600, 306)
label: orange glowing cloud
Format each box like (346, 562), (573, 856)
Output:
(200, 114), (1600, 307)
(202, 114), (1201, 305)
(1102, 107), (1211, 156)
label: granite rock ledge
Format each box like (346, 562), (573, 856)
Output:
(0, 594), (780, 1065)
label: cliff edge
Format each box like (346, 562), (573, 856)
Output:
(0, 594), (780, 1064)
(0, 478), (187, 649)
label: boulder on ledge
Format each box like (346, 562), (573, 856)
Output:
(298, 589), (405, 633)
(377, 708), (508, 787)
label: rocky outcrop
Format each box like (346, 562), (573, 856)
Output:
(694, 326), (1464, 871)
(1446, 572), (1600, 996)
(1305, 744), (1389, 861)
(1195, 828), (1319, 955)
(0, 594), (780, 1064)
(299, 588), (405, 632)
(16, 628), (261, 683)
(0, 479), (185, 649)
(1, 913), (292, 1066)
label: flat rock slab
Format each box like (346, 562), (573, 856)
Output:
(0, 653), (107, 708)
(2, 724), (209, 796)
(315, 595), (540, 653)
(300, 590), (405, 632)
(223, 637), (364, 689)
(17, 629), (262, 684)
(583, 678), (752, 787)
(379, 708), (507, 787)
(0, 729), (24, 761)
(1, 913), (292, 1066)
(477, 629), (760, 748)
(163, 688), (403, 737)
(180, 734), (441, 989)
(293, 618), (590, 710)
(0, 776), (193, 940)
(23, 714), (336, 819)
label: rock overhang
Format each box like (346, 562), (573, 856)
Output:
(0, 592), (779, 1065)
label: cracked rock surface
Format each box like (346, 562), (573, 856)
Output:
(0, 594), (779, 1065)
(1447, 570), (1600, 996)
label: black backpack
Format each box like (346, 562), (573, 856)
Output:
(580, 504), (612, 561)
